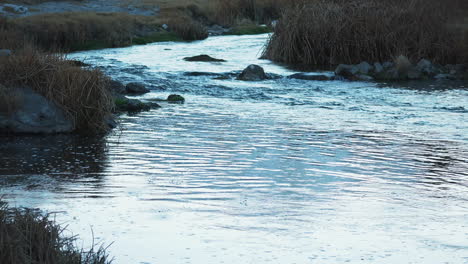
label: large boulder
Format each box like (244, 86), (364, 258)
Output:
(125, 82), (150, 94)
(0, 87), (74, 134)
(167, 94), (185, 103)
(237, 65), (267, 81)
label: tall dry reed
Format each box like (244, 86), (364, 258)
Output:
(264, 0), (468, 66)
(0, 199), (112, 264)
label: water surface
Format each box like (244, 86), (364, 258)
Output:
(1, 34), (468, 264)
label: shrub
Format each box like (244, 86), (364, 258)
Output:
(0, 199), (112, 264)
(263, 0), (468, 66)
(0, 49), (113, 133)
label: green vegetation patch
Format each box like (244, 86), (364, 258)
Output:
(132, 32), (183, 45)
(226, 24), (272, 35)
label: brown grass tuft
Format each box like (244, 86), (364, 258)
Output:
(264, 0), (468, 66)
(0, 48), (113, 133)
(0, 199), (112, 264)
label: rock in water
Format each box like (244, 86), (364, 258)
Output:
(335, 64), (359, 79)
(167, 94), (185, 103)
(356, 62), (373, 75)
(288, 73), (330, 81)
(183, 55), (226, 62)
(237, 65), (267, 81)
(108, 80), (126, 95)
(0, 87), (74, 134)
(125, 82), (150, 94)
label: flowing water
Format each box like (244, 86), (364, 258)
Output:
(1, 34), (468, 264)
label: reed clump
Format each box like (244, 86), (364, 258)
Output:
(211, 0), (296, 26)
(0, 199), (112, 264)
(0, 48), (113, 133)
(263, 0), (468, 66)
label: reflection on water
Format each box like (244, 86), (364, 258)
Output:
(1, 34), (468, 264)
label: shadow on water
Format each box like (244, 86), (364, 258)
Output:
(0, 134), (110, 190)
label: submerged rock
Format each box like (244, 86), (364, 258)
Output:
(125, 82), (150, 95)
(288, 73), (330, 81)
(0, 87), (74, 134)
(167, 94), (185, 103)
(237, 65), (267, 81)
(183, 55), (226, 62)
(115, 96), (159, 112)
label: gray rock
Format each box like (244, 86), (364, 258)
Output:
(0, 87), (74, 134)
(237, 65), (267, 81)
(335, 64), (359, 79)
(0, 49), (11, 57)
(434, 74), (455, 80)
(382, 61), (394, 69)
(108, 80), (126, 95)
(125, 82), (150, 94)
(288, 73), (330, 81)
(115, 96), (157, 112)
(416, 59), (432, 71)
(355, 74), (374, 81)
(407, 68), (422, 80)
(416, 59), (439, 77)
(162, 24), (169, 30)
(183, 55), (226, 62)
(373, 62), (384, 74)
(374, 68), (400, 81)
(356, 62), (373, 75)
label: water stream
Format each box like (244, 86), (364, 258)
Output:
(1, 34), (467, 264)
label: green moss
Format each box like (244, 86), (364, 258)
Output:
(114, 97), (128, 108)
(226, 25), (272, 35)
(132, 32), (183, 45)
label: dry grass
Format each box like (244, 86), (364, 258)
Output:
(0, 199), (112, 264)
(0, 48), (114, 133)
(1, 10), (209, 51)
(264, 0), (468, 66)
(210, 0), (296, 26)
(0, 84), (23, 115)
